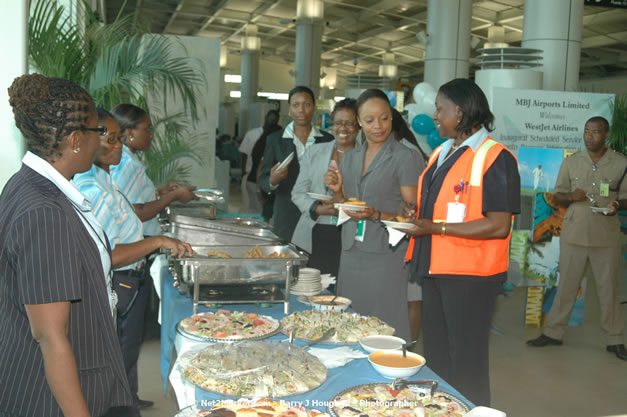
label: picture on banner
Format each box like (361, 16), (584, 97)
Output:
(513, 148), (587, 327)
(491, 88), (614, 153)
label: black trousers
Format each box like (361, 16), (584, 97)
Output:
(308, 223), (342, 279)
(114, 270), (150, 401)
(422, 277), (501, 407)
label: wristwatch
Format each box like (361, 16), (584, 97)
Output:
(374, 210), (382, 222)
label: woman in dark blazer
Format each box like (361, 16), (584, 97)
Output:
(258, 86), (333, 242)
(0, 74), (133, 416)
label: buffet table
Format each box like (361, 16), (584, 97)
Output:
(159, 268), (474, 410)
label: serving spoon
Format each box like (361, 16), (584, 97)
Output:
(401, 339), (418, 357)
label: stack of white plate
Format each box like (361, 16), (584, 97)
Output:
(290, 267), (322, 296)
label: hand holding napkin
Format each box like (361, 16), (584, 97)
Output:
(307, 346), (368, 368)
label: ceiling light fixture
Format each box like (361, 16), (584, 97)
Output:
(297, 0), (324, 19)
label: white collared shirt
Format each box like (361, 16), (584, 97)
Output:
(282, 121), (323, 161)
(436, 127), (489, 169)
(22, 152), (115, 313)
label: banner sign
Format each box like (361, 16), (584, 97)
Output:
(584, 0), (627, 9)
(492, 88), (614, 153)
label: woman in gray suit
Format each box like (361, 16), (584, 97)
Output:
(291, 99), (359, 278)
(324, 89), (424, 340)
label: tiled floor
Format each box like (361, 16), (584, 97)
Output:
(138, 183), (627, 417)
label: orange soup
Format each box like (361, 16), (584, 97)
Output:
(370, 353), (423, 368)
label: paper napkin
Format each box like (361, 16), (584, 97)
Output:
(306, 346), (368, 368)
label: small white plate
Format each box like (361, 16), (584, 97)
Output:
(591, 207), (611, 215)
(360, 335), (406, 353)
(307, 192), (333, 201)
(381, 220), (415, 230)
(334, 203), (369, 212)
(276, 151), (295, 172)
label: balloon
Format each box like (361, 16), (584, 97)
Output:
(412, 82), (435, 104)
(411, 113), (436, 136)
(422, 91), (437, 116)
(427, 129), (446, 149)
(404, 103), (420, 117)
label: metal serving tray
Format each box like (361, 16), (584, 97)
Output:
(169, 244), (308, 314)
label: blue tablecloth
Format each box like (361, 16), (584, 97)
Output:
(159, 270), (474, 409)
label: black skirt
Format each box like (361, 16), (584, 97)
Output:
(307, 223), (342, 279)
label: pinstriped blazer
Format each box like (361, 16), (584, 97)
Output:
(0, 165), (133, 417)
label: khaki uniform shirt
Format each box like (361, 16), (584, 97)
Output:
(555, 148), (627, 247)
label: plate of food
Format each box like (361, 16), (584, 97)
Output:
(381, 220), (415, 231)
(280, 310), (394, 344)
(591, 206), (611, 215)
(307, 192), (333, 201)
(176, 310), (280, 342)
(334, 198), (369, 212)
(174, 399), (328, 417)
(179, 341), (327, 398)
(327, 383), (471, 417)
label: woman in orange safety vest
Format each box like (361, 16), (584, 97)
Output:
(402, 78), (521, 407)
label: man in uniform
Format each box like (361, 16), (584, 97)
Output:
(527, 116), (626, 361)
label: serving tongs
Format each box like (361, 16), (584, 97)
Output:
(302, 327), (336, 348)
(392, 378), (439, 397)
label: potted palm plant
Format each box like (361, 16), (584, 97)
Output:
(28, 0), (205, 184)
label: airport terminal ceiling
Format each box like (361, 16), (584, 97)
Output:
(102, 0), (627, 82)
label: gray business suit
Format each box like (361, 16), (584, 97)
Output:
(337, 137), (423, 340)
(0, 166), (133, 417)
(259, 127), (334, 242)
(291, 140), (338, 252)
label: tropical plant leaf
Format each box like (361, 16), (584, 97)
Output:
(609, 93), (627, 155)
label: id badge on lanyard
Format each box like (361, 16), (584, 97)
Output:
(446, 180), (467, 223)
(354, 219), (366, 242)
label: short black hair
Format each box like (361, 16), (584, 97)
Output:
(585, 116), (610, 132)
(110, 103), (148, 133)
(288, 86), (315, 105)
(96, 107), (114, 123)
(8, 74), (95, 161)
(331, 98), (357, 120)
(438, 78), (494, 134)
(355, 89), (392, 115)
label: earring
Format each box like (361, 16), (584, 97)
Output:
(129, 135), (135, 142)
(73, 147), (80, 154)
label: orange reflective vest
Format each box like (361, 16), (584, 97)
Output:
(405, 137), (516, 276)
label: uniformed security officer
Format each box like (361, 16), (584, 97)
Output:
(527, 116), (627, 361)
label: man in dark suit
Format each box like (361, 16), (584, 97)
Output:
(259, 86), (334, 242)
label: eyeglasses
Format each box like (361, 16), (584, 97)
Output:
(80, 126), (107, 135)
(100, 134), (127, 145)
(334, 121), (358, 129)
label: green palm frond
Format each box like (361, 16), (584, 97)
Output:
(609, 93), (627, 155)
(29, 0), (88, 82)
(140, 133), (202, 186)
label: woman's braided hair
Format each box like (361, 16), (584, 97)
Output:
(7, 74), (95, 161)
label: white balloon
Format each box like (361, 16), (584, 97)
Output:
(412, 82), (435, 104)
(404, 103), (420, 117)
(421, 91), (437, 116)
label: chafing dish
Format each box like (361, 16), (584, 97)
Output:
(169, 244), (308, 314)
(165, 214), (280, 246)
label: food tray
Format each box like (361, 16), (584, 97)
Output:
(176, 311), (280, 342)
(280, 311), (394, 345)
(179, 341), (327, 398)
(327, 383), (472, 417)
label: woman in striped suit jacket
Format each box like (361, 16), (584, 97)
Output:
(0, 75), (133, 416)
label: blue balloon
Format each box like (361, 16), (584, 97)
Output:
(427, 129), (445, 149)
(411, 113), (436, 135)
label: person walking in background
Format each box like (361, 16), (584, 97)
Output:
(404, 78), (521, 406)
(1, 74), (133, 417)
(527, 116), (627, 361)
(292, 98), (359, 279)
(239, 110), (280, 213)
(324, 89), (423, 341)
(259, 86), (333, 241)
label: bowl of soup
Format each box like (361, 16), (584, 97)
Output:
(368, 351), (426, 379)
(310, 295), (351, 312)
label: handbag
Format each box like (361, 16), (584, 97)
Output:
(112, 270), (144, 317)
